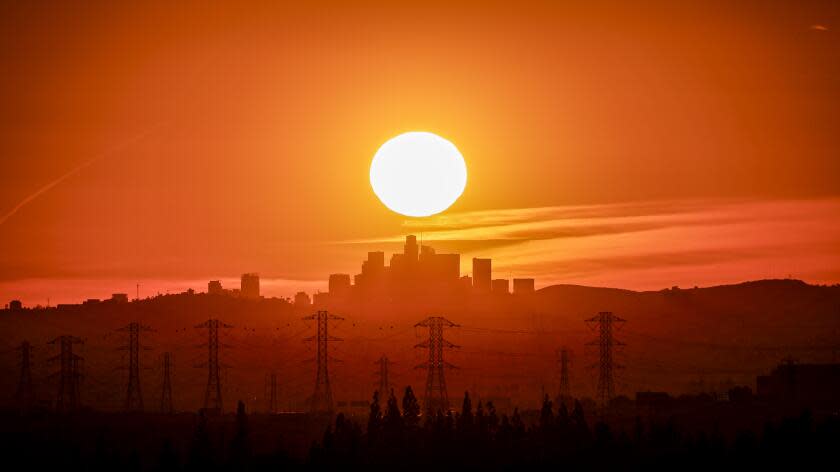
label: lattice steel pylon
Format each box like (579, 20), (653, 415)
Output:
(415, 316), (459, 414)
(118, 322), (153, 412)
(586, 312), (625, 409)
(195, 319), (232, 412)
(265, 372), (278, 413)
(374, 355), (391, 396)
(160, 352), (174, 414)
(48, 335), (84, 413)
(558, 347), (572, 400)
(16, 341), (35, 412)
(303, 310), (343, 413)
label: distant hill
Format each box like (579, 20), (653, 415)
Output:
(0, 279), (837, 410)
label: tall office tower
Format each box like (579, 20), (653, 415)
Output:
(366, 252), (385, 273)
(294, 291), (311, 308)
(208, 280), (224, 295)
(328, 274), (352, 297)
(241, 273), (260, 299)
(472, 258), (491, 292)
(404, 235), (419, 263)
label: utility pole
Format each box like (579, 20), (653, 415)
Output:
(415, 316), (459, 414)
(558, 347), (571, 402)
(16, 341), (35, 412)
(161, 352), (174, 414)
(118, 322), (153, 412)
(265, 372), (278, 413)
(303, 310), (343, 413)
(586, 312), (625, 410)
(48, 336), (84, 413)
(374, 355), (391, 396)
(195, 319), (232, 412)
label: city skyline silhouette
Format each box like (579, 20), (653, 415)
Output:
(1, 1), (839, 470)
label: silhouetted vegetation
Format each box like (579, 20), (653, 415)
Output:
(2, 388), (838, 471)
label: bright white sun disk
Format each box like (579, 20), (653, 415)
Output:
(370, 132), (467, 217)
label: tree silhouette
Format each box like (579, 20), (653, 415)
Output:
(229, 400), (251, 468)
(401, 386), (420, 429)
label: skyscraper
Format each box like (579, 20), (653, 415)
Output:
(472, 258), (491, 292)
(208, 280), (223, 295)
(404, 235), (418, 263)
(328, 274), (351, 297)
(294, 291), (311, 308)
(241, 273), (260, 299)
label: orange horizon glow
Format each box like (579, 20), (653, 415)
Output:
(1, 1), (839, 305)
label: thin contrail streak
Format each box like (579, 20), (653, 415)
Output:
(0, 125), (165, 226)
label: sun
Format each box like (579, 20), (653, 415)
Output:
(370, 132), (467, 217)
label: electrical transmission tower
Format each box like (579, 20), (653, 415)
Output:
(586, 312), (625, 409)
(303, 310), (343, 413)
(374, 355), (391, 396)
(265, 372), (278, 413)
(16, 341), (35, 412)
(48, 335), (84, 413)
(118, 322), (153, 412)
(160, 352), (174, 414)
(195, 319), (232, 412)
(558, 347), (572, 401)
(415, 316), (459, 414)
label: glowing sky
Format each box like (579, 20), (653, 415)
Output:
(1, 1), (839, 304)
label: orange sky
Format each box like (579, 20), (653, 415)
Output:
(1, 1), (839, 304)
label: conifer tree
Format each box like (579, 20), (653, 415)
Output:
(402, 386), (420, 428)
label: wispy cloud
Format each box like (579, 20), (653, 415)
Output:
(339, 198), (840, 290)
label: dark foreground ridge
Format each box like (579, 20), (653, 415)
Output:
(1, 390), (838, 471)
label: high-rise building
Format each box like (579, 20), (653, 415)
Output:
(9, 300), (22, 311)
(111, 293), (129, 303)
(404, 235), (419, 263)
(472, 258), (491, 292)
(294, 291), (311, 308)
(208, 280), (224, 295)
(513, 278), (535, 295)
(328, 274), (351, 297)
(241, 273), (260, 299)
(312, 292), (330, 307)
(365, 252), (385, 273)
(492, 279), (509, 295)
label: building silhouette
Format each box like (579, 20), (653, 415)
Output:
(241, 273), (260, 299)
(328, 274), (351, 298)
(513, 278), (535, 295)
(294, 291), (312, 309)
(208, 280), (224, 295)
(757, 361), (840, 409)
(472, 258), (491, 292)
(492, 279), (509, 295)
